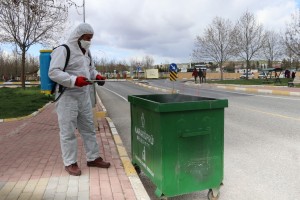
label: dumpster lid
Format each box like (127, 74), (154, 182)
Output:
(128, 94), (228, 112)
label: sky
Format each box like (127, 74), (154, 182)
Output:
(2, 0), (300, 65)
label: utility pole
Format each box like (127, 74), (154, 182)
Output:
(83, 0), (85, 22)
(68, 0), (85, 22)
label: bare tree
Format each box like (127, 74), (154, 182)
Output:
(97, 57), (109, 73)
(0, 0), (68, 88)
(285, 9), (300, 59)
(142, 55), (155, 69)
(0, 48), (5, 80)
(263, 30), (284, 67)
(108, 59), (117, 73)
(283, 46), (295, 69)
(192, 17), (236, 80)
(234, 11), (266, 79)
(130, 58), (142, 69)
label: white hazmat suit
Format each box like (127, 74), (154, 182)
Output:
(49, 23), (100, 166)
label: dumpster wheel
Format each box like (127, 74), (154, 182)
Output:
(133, 164), (141, 174)
(159, 195), (168, 200)
(207, 189), (220, 200)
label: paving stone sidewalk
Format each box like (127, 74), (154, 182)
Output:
(0, 102), (137, 200)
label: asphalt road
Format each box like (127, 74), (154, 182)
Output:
(96, 80), (300, 200)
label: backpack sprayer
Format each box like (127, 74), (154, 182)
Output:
(40, 45), (70, 102)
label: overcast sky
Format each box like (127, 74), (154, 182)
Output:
(3, 0), (300, 65)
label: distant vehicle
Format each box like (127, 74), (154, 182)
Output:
(270, 73), (284, 78)
(258, 72), (267, 79)
(240, 73), (254, 79)
(3, 79), (18, 84)
(259, 68), (284, 79)
(180, 67), (187, 72)
(278, 73), (285, 78)
(3, 80), (30, 84)
(187, 68), (194, 72)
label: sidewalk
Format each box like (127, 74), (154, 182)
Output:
(0, 96), (149, 199)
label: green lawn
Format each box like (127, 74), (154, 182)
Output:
(0, 86), (54, 119)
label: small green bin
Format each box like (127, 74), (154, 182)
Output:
(128, 94), (228, 198)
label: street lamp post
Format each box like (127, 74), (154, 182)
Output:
(68, 0), (85, 22)
(83, 0), (85, 22)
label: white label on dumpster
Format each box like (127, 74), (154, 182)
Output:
(136, 135), (150, 147)
(135, 127), (154, 146)
(135, 112), (154, 146)
(141, 113), (145, 128)
(142, 146), (146, 161)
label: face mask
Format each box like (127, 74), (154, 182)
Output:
(80, 40), (91, 50)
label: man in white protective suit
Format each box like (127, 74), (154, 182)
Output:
(49, 23), (110, 176)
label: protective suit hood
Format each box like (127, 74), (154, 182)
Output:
(67, 23), (94, 45)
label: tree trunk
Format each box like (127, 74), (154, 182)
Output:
(220, 61), (223, 80)
(246, 60), (250, 79)
(21, 48), (26, 89)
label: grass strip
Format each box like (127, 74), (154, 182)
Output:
(0, 86), (54, 119)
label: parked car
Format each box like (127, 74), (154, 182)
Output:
(278, 73), (285, 78)
(258, 71), (285, 79)
(240, 73), (254, 79)
(258, 72), (267, 79)
(3, 79), (30, 84)
(3, 79), (18, 84)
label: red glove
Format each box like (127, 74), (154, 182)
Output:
(96, 74), (105, 86)
(75, 76), (91, 87)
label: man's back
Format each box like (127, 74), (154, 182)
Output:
(198, 70), (203, 77)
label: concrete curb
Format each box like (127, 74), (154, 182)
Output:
(132, 80), (179, 94)
(132, 80), (300, 97)
(96, 94), (151, 200)
(214, 84), (300, 96)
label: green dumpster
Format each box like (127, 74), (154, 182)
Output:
(128, 94), (228, 199)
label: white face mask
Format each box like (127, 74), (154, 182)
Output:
(80, 40), (91, 50)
